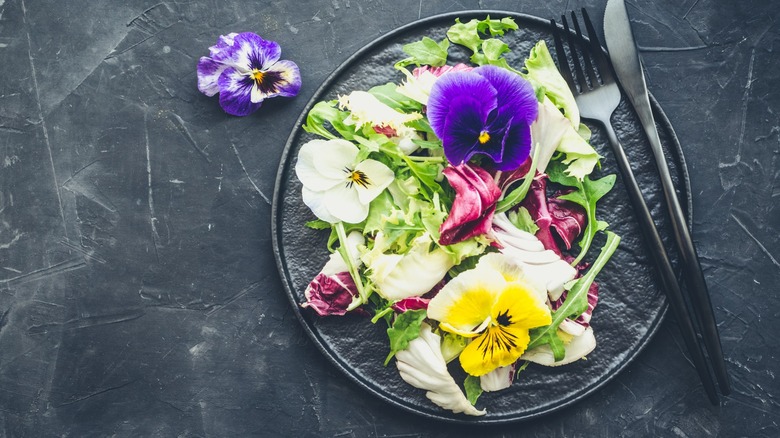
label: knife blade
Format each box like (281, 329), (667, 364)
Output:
(603, 0), (731, 395)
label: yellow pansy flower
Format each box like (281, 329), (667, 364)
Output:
(427, 253), (552, 376)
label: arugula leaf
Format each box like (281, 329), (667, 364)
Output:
(402, 37), (449, 67)
(464, 375), (483, 406)
(527, 231), (620, 352)
(385, 309), (427, 365)
(507, 207), (539, 235)
(303, 100), (356, 140)
(528, 328), (566, 361)
(547, 159), (616, 266)
(368, 82), (421, 112)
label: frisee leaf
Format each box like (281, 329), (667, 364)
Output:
(464, 375), (483, 406)
(368, 82), (421, 112)
(385, 309), (427, 365)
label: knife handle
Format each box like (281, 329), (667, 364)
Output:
(640, 112), (731, 395)
(602, 121), (720, 405)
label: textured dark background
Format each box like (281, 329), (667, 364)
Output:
(0, 0), (777, 436)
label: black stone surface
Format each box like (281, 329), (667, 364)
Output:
(0, 0), (777, 436)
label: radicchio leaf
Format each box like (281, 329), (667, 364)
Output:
(439, 163), (502, 245)
(302, 271), (359, 316)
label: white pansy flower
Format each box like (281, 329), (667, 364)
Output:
(295, 138), (394, 224)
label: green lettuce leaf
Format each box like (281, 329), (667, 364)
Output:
(523, 40), (580, 127)
(401, 37), (449, 67)
(557, 123), (602, 180)
(507, 207), (539, 235)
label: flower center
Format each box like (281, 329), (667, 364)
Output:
(477, 325), (519, 359)
(344, 167), (371, 189)
(495, 310), (513, 327)
(250, 69), (265, 85)
(478, 130), (491, 144)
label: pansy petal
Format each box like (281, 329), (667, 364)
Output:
(265, 60), (302, 97)
(295, 140), (346, 190)
(197, 57), (227, 97)
(440, 95), (489, 165)
(217, 67), (262, 116)
(302, 186), (339, 223)
(208, 32), (238, 57)
(474, 65), (538, 125)
(459, 325), (531, 376)
(233, 32), (281, 70)
(324, 183), (369, 224)
(427, 71), (496, 143)
(494, 121), (532, 171)
(353, 159), (394, 204)
(304, 138), (359, 182)
(493, 282), (552, 330)
(427, 266), (505, 335)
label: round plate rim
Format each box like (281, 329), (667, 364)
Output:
(271, 9), (690, 425)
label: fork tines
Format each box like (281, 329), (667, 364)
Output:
(550, 10), (615, 95)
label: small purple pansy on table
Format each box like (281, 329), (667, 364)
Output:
(197, 32), (301, 116)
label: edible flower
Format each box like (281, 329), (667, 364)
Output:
(426, 253), (551, 376)
(426, 65), (538, 171)
(295, 138), (394, 224)
(197, 32), (301, 116)
(438, 163), (502, 246)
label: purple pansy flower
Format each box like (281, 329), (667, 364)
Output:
(197, 32), (301, 116)
(426, 65), (538, 171)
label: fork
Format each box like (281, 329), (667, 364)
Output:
(550, 10), (721, 405)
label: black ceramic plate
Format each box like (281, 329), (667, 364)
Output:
(272, 11), (691, 424)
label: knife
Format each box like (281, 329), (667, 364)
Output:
(603, 0), (731, 395)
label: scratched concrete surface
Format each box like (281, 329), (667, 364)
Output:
(0, 0), (777, 436)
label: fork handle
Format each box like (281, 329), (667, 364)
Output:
(640, 113), (731, 396)
(602, 122), (720, 405)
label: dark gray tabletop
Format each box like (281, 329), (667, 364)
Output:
(1, 0), (777, 436)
